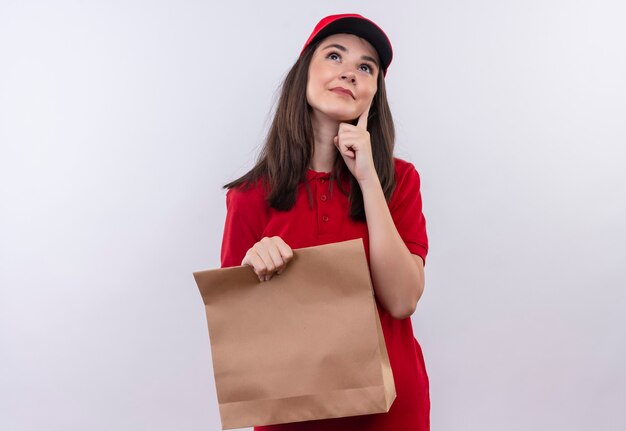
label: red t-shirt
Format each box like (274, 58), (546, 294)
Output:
(220, 157), (430, 430)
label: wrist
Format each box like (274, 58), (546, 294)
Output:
(357, 171), (383, 192)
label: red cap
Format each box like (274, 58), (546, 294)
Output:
(300, 13), (393, 76)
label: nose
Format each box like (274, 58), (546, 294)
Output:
(340, 71), (356, 84)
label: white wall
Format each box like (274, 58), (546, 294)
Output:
(1, 1), (624, 430)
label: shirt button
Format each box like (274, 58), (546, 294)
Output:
(320, 194), (327, 201)
(320, 179), (325, 184)
(322, 215), (329, 222)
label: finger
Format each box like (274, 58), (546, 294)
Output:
(338, 125), (367, 141)
(338, 122), (357, 134)
(241, 250), (258, 268)
(266, 243), (286, 274)
(243, 250), (269, 282)
(335, 139), (352, 159)
(338, 138), (357, 158)
(253, 243), (277, 277)
(273, 238), (294, 273)
(357, 101), (371, 130)
(338, 144), (355, 159)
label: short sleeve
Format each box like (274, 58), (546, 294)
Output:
(389, 159), (429, 266)
(220, 183), (270, 268)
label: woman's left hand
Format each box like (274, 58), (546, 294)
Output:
(334, 102), (378, 184)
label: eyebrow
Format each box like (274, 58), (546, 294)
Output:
(322, 43), (379, 69)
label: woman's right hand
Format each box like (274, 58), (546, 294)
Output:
(241, 236), (294, 282)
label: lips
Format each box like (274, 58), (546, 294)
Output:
(330, 87), (355, 99)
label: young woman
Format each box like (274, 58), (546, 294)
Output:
(220, 14), (430, 431)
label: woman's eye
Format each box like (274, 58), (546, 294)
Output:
(328, 52), (341, 61)
(359, 64), (372, 74)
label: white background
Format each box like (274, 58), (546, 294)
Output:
(1, 1), (625, 430)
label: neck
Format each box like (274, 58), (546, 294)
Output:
(309, 110), (340, 172)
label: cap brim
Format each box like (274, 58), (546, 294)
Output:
(306, 17), (393, 76)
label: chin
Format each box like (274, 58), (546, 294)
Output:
(308, 100), (360, 123)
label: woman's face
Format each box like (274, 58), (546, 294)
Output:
(306, 33), (380, 123)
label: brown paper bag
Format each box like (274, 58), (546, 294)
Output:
(193, 239), (396, 429)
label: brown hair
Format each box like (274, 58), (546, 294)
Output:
(223, 38), (396, 221)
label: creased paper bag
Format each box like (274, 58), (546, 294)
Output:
(193, 239), (396, 429)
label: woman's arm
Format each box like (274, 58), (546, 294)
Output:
(360, 177), (425, 319)
(333, 105), (427, 320)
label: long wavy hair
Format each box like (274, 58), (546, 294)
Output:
(223, 37), (396, 221)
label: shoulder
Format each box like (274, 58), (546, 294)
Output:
(225, 178), (269, 212)
(392, 157), (421, 189)
(388, 157), (423, 212)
